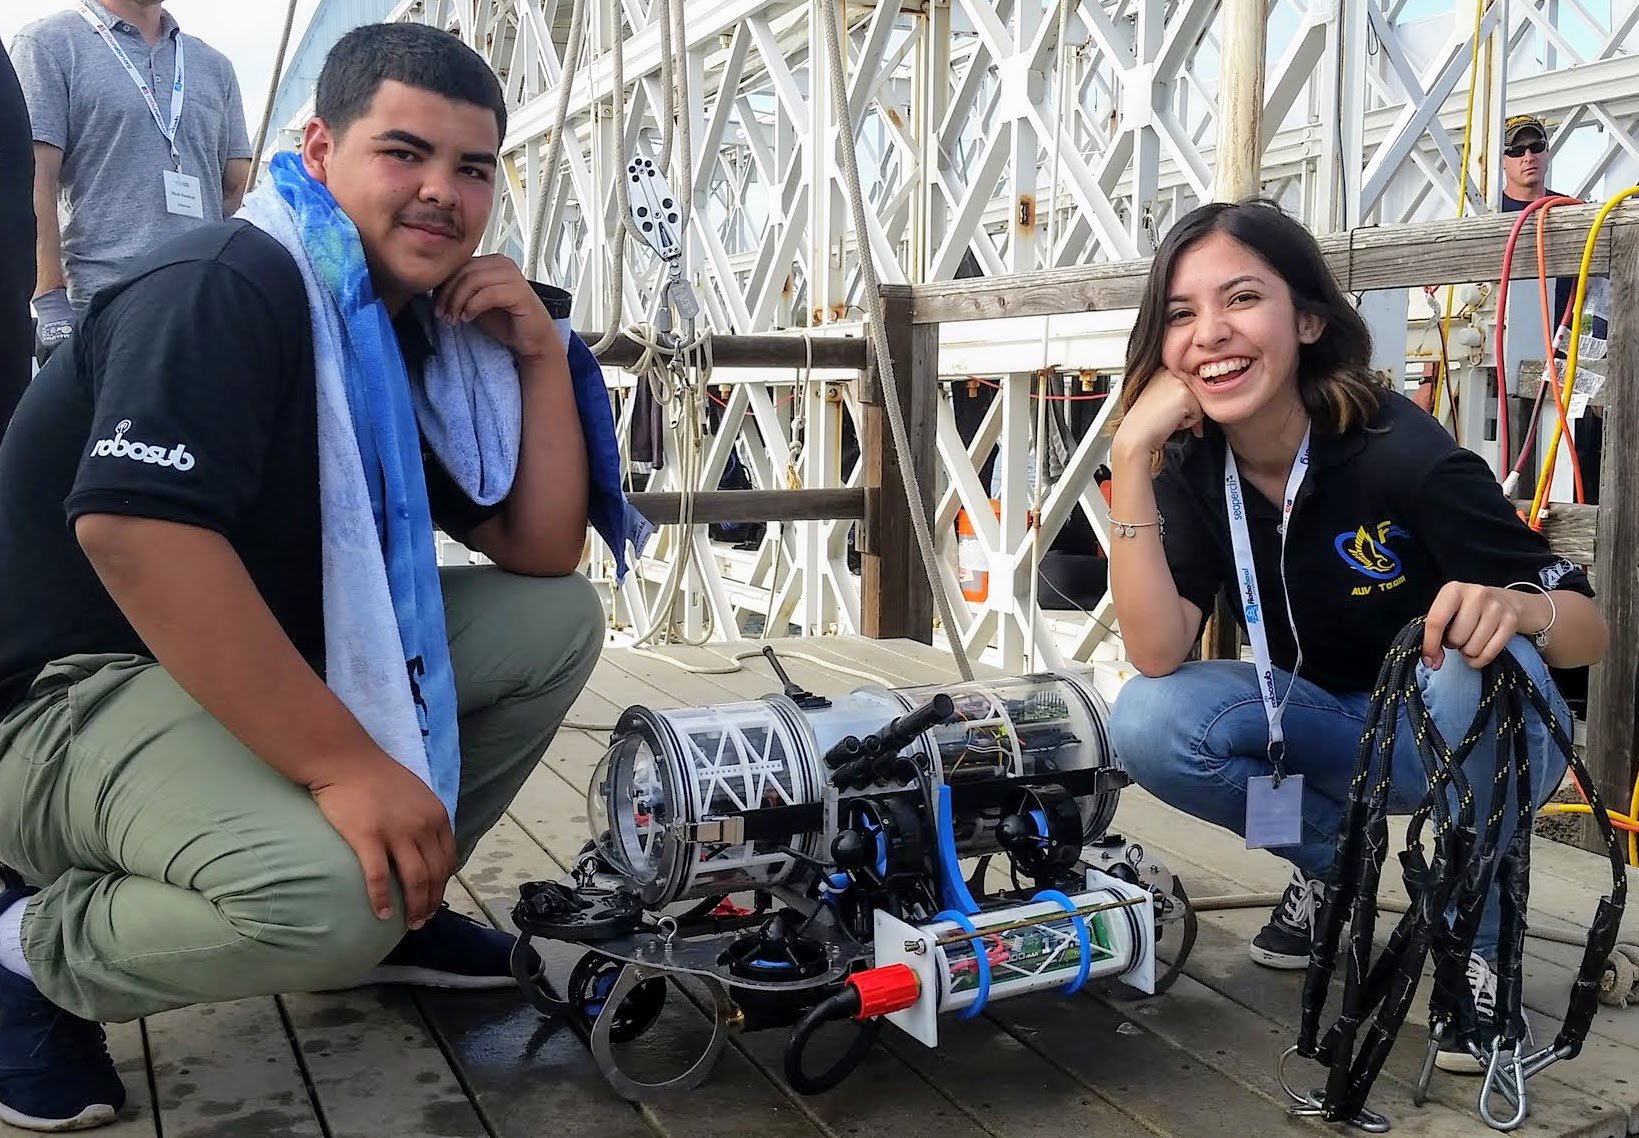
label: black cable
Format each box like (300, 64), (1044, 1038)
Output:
(782, 988), (881, 1095)
(1296, 618), (1625, 1122)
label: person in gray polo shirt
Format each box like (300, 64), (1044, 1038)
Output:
(12, 0), (252, 362)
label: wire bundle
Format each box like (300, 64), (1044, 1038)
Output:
(1293, 619), (1626, 1126)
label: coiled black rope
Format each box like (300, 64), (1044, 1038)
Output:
(1294, 618), (1626, 1124)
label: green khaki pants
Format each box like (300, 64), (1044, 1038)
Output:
(0, 566), (603, 1023)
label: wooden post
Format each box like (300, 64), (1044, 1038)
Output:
(861, 285), (937, 642)
(1201, 0), (1267, 659)
(1213, 0), (1267, 203)
(1583, 228), (1639, 848)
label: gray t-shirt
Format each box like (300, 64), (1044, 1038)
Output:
(12, 1), (251, 308)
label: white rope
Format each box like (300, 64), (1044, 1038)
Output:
(585, 0), (711, 644)
(589, 0), (693, 348)
(590, 0), (643, 354)
(562, 645), (900, 731)
(656, 0), (676, 169)
(671, 0), (692, 235)
(246, 0), (300, 193)
(819, 0), (973, 681)
(1027, 370), (1050, 670)
(525, 0), (588, 274)
(785, 333), (815, 489)
(625, 326), (716, 649)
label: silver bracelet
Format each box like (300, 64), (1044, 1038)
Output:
(1109, 514), (1164, 539)
(1504, 580), (1557, 649)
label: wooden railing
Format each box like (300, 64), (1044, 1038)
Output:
(888, 204), (1638, 849)
(601, 205), (1636, 849)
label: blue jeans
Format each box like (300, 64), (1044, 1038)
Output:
(1107, 637), (1569, 959)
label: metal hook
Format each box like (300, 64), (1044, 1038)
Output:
(1479, 1040), (1529, 1131)
(1413, 1031), (1441, 1106)
(1276, 1046), (1319, 1107)
(1515, 1042), (1567, 1082)
(573, 851), (602, 888)
(1277, 1048), (1393, 1133)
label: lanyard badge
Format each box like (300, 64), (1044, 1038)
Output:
(74, 2), (187, 172)
(1224, 427), (1310, 849)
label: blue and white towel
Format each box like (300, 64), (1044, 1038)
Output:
(240, 151), (646, 822)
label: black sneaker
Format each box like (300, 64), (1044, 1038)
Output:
(1435, 952), (1498, 1074)
(347, 905), (541, 991)
(0, 875), (125, 1131)
(1250, 867), (1324, 970)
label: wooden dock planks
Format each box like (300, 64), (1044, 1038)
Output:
(22, 636), (1636, 1138)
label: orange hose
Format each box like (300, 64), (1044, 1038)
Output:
(1530, 203), (1587, 512)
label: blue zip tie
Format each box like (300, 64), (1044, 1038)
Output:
(933, 908), (991, 1018)
(1032, 889), (1093, 994)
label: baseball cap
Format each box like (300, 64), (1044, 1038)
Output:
(1504, 114), (1548, 145)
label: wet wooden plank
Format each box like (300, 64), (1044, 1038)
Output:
(880, 1012), (1156, 1138)
(564, 682), (627, 735)
(987, 991), (1321, 1135)
(1090, 967), (1484, 1138)
(1121, 791), (1639, 1048)
(505, 754), (600, 860)
(596, 643), (903, 706)
(455, 814), (830, 1138)
(1186, 910), (1629, 1138)
(1088, 783), (1639, 1128)
(496, 772), (1009, 1137)
(584, 651), (760, 719)
(1116, 788), (1604, 945)
(720, 1020), (991, 1138)
(1111, 795), (1637, 1133)
(144, 997), (323, 1138)
(521, 720), (1207, 1138)
(539, 642), (1639, 1137)
(281, 986), (486, 1138)
(799, 637), (1005, 683)
(411, 844), (655, 1138)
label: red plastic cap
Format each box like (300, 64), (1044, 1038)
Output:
(847, 963), (921, 1019)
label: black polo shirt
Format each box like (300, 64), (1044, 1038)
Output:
(1152, 391), (1593, 693)
(0, 220), (501, 718)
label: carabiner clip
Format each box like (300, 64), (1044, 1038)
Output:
(1276, 1045), (1320, 1108)
(1413, 1030), (1442, 1106)
(1515, 1041), (1568, 1082)
(1479, 1039), (1529, 1131)
(1277, 1047), (1391, 1134)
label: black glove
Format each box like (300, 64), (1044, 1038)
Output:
(33, 287), (75, 364)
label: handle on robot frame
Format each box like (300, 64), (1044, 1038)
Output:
(869, 693), (955, 757)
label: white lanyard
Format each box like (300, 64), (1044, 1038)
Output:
(75, 2), (185, 168)
(1223, 426), (1310, 779)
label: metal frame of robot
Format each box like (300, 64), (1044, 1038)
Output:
(503, 647), (1195, 1102)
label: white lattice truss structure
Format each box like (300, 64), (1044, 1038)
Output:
(377, 0), (1638, 674)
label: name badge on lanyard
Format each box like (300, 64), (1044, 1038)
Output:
(74, 3), (201, 218)
(1224, 426), (1311, 849)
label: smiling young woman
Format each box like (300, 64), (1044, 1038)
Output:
(1099, 199), (1607, 1075)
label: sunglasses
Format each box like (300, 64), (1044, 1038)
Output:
(1505, 139), (1547, 158)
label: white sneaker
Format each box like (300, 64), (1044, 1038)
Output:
(1434, 952), (1498, 1074)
